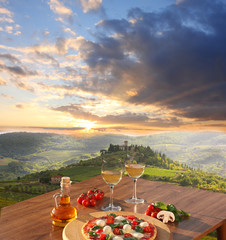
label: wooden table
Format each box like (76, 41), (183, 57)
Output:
(0, 175), (226, 240)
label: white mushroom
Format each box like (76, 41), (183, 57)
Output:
(157, 211), (175, 223)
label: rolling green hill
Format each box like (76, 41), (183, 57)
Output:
(0, 131), (226, 181)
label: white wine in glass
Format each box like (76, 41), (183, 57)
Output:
(125, 158), (145, 204)
(101, 158), (123, 211)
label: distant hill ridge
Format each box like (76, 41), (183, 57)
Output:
(0, 131), (225, 180)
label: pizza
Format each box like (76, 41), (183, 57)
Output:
(82, 213), (157, 240)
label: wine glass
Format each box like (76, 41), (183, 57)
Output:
(125, 153), (145, 204)
(101, 158), (123, 211)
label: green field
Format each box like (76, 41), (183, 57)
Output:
(60, 166), (101, 181)
(144, 167), (180, 177)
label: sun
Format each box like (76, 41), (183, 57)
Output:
(73, 119), (97, 131)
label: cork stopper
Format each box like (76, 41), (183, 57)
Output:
(61, 176), (71, 184)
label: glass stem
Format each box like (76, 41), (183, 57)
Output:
(133, 179), (137, 199)
(109, 185), (114, 209)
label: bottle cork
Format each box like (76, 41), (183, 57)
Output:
(61, 176), (71, 184)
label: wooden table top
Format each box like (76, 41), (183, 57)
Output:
(0, 175), (226, 240)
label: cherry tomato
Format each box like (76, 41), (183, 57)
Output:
(88, 190), (95, 195)
(100, 233), (107, 240)
(79, 193), (87, 198)
(106, 217), (114, 225)
(151, 212), (158, 218)
(113, 228), (122, 235)
(145, 210), (151, 216)
(155, 207), (161, 212)
(144, 226), (153, 233)
(131, 220), (139, 225)
(128, 215), (136, 220)
(82, 199), (89, 207)
(148, 204), (155, 212)
(124, 233), (133, 238)
(77, 196), (84, 205)
(95, 192), (103, 200)
(96, 228), (103, 233)
(89, 199), (97, 207)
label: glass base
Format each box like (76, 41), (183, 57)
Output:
(125, 197), (144, 204)
(101, 204), (122, 211)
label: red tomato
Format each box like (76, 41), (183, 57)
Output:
(82, 199), (89, 207)
(100, 233), (107, 240)
(145, 210), (151, 216)
(79, 193), (87, 198)
(128, 215), (136, 220)
(77, 196), (84, 205)
(131, 220), (139, 225)
(95, 192), (103, 200)
(154, 207), (161, 212)
(96, 228), (103, 233)
(151, 212), (158, 218)
(106, 217), (114, 225)
(148, 204), (155, 212)
(113, 228), (122, 235)
(89, 199), (97, 207)
(88, 190), (95, 195)
(124, 233), (133, 238)
(144, 226), (153, 233)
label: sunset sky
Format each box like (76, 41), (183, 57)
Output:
(0, 0), (226, 135)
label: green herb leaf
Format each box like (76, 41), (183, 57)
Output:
(91, 225), (102, 231)
(167, 204), (177, 213)
(108, 223), (120, 228)
(178, 209), (190, 217)
(122, 219), (130, 225)
(135, 225), (144, 233)
(106, 234), (112, 240)
(108, 213), (117, 218)
(153, 201), (167, 210)
(88, 231), (97, 237)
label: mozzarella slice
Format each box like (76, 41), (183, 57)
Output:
(103, 225), (112, 234)
(96, 219), (105, 227)
(115, 216), (125, 222)
(132, 232), (144, 239)
(123, 224), (132, 233)
(139, 221), (149, 227)
(113, 237), (123, 240)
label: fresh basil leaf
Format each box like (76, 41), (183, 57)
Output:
(178, 209), (190, 217)
(92, 225), (102, 231)
(167, 204), (177, 213)
(106, 234), (112, 240)
(174, 212), (182, 222)
(108, 223), (120, 228)
(153, 201), (167, 210)
(108, 213), (117, 218)
(122, 219), (130, 225)
(88, 231), (97, 237)
(135, 225), (144, 233)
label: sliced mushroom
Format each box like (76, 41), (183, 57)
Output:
(157, 210), (175, 223)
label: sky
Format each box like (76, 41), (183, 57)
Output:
(0, 0), (226, 136)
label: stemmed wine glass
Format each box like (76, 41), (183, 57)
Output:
(125, 153), (145, 204)
(101, 158), (123, 211)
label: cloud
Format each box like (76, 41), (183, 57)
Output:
(0, 53), (21, 64)
(51, 103), (185, 128)
(0, 76), (6, 85)
(0, 63), (37, 77)
(48, 0), (73, 23)
(80, 0), (102, 13)
(75, 0), (226, 122)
